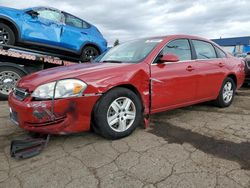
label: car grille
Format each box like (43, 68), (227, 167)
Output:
(14, 88), (29, 101)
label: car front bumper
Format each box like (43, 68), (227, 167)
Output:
(8, 92), (100, 135)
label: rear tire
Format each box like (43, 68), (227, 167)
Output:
(214, 77), (236, 108)
(92, 87), (142, 139)
(80, 46), (99, 62)
(0, 67), (26, 100)
(0, 23), (15, 45)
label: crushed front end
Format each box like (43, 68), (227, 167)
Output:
(8, 87), (100, 135)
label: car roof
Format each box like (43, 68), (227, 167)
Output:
(27, 6), (91, 24)
(29, 6), (90, 23)
(141, 35), (212, 41)
(30, 6), (62, 12)
(134, 35), (225, 51)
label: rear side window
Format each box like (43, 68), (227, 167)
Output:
(215, 46), (227, 58)
(65, 13), (83, 28)
(163, 39), (191, 61)
(82, 21), (89, 29)
(192, 40), (217, 59)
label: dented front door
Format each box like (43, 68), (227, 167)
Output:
(150, 61), (198, 113)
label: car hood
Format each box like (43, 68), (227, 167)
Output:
(17, 63), (137, 91)
(0, 6), (21, 13)
(0, 6), (23, 18)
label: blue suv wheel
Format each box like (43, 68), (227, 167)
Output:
(81, 46), (99, 61)
(0, 23), (15, 45)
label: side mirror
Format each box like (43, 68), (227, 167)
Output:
(26, 10), (39, 18)
(159, 54), (179, 63)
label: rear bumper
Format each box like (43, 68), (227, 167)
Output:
(8, 92), (100, 135)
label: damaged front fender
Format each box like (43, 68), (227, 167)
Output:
(8, 92), (100, 134)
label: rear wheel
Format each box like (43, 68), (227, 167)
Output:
(214, 77), (236, 108)
(93, 87), (142, 139)
(0, 23), (15, 45)
(0, 67), (26, 100)
(80, 46), (99, 62)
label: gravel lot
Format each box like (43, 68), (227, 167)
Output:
(0, 89), (250, 188)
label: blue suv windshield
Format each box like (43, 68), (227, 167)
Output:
(97, 38), (163, 63)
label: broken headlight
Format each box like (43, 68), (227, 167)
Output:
(32, 79), (87, 99)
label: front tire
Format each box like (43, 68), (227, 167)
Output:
(0, 23), (15, 45)
(80, 46), (99, 62)
(93, 87), (142, 139)
(214, 77), (236, 108)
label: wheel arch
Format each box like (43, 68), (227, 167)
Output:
(227, 73), (237, 87)
(0, 16), (20, 41)
(0, 62), (28, 75)
(80, 42), (101, 54)
(113, 84), (144, 106)
(91, 84), (145, 126)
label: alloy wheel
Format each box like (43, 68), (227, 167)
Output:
(82, 47), (98, 61)
(0, 27), (10, 44)
(222, 81), (233, 103)
(0, 71), (20, 95)
(107, 97), (136, 132)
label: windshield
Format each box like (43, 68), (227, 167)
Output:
(96, 38), (163, 63)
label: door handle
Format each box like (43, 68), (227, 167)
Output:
(186, 65), (195, 71)
(81, 32), (88, 35)
(218, 62), (225, 67)
(49, 22), (60, 26)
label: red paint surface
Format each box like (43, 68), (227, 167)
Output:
(8, 35), (245, 134)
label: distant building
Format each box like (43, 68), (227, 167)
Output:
(212, 36), (250, 55)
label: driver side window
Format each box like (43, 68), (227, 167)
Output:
(163, 39), (192, 61)
(36, 9), (62, 23)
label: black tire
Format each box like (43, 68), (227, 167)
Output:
(80, 46), (99, 62)
(0, 66), (26, 100)
(214, 77), (236, 108)
(0, 23), (15, 45)
(93, 87), (142, 139)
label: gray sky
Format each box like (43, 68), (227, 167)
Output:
(0, 0), (249, 45)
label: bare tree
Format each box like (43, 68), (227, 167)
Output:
(113, 39), (120, 47)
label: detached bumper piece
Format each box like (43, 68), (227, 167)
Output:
(10, 134), (50, 159)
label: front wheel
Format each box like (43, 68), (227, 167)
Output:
(80, 46), (99, 62)
(93, 87), (142, 139)
(0, 23), (15, 45)
(0, 67), (26, 100)
(214, 77), (236, 108)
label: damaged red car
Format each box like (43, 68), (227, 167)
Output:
(9, 35), (245, 139)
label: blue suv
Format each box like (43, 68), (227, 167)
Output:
(0, 6), (107, 61)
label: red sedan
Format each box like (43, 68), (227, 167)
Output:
(9, 35), (245, 139)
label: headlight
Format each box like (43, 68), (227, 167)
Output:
(32, 79), (87, 99)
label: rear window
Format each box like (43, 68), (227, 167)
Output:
(192, 40), (217, 59)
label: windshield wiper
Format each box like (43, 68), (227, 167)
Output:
(102, 60), (123, 63)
